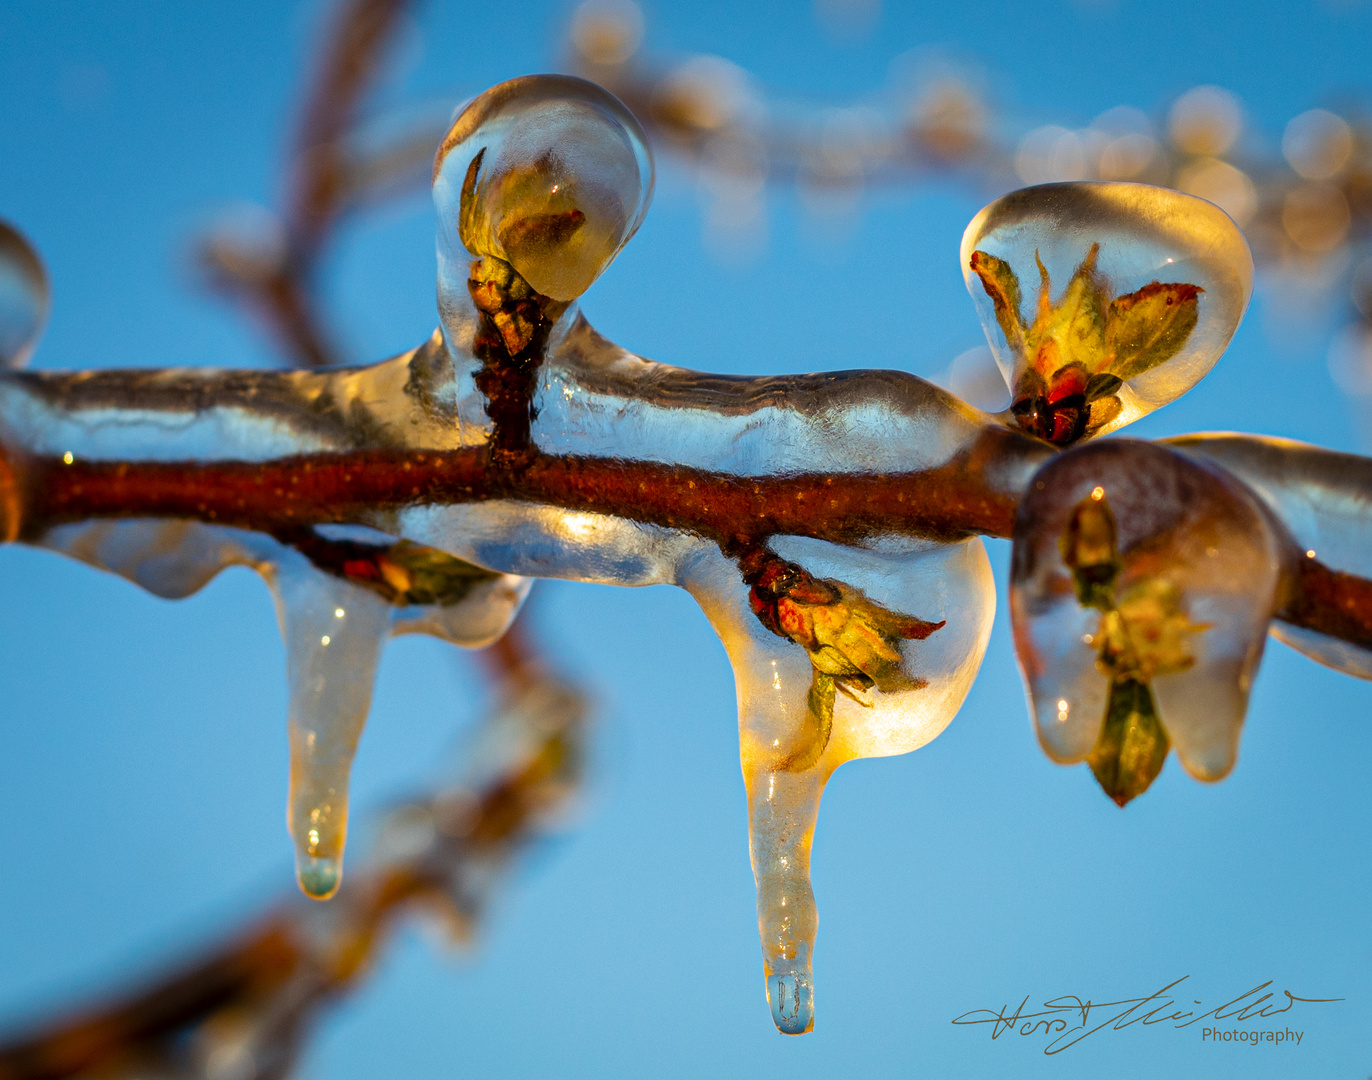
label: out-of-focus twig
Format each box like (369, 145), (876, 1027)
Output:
(0, 611), (587, 1080)
(288, 0), (414, 261)
(562, 3), (1372, 407)
(199, 0), (418, 368)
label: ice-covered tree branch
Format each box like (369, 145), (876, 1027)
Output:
(4, 73), (1372, 1039)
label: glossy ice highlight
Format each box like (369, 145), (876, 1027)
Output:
(1012, 441), (1282, 801)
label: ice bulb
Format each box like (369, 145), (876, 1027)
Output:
(434, 74), (653, 301)
(1011, 440), (1281, 802)
(961, 182), (1253, 445)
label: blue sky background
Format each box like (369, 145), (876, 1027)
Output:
(1, 1), (1371, 1077)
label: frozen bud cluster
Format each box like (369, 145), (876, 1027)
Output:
(5, 77), (1372, 1041)
(961, 182), (1253, 445)
(687, 536), (995, 1033)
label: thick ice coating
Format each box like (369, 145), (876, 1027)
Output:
(16, 129), (1273, 1035)
(0, 221), (49, 369)
(0, 77), (1330, 1034)
(1011, 441), (1282, 802)
(1168, 433), (1372, 679)
(961, 183), (1253, 445)
(0, 94), (1041, 1023)
(434, 75), (653, 302)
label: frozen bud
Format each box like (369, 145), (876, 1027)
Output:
(0, 220), (49, 369)
(434, 75), (653, 301)
(740, 549), (945, 772)
(1011, 440), (1281, 803)
(961, 183), (1252, 445)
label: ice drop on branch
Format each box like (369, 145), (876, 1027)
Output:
(962, 182), (1253, 446)
(1012, 440), (1282, 801)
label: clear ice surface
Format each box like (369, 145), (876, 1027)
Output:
(0, 221), (49, 369)
(5, 73), (1366, 1034)
(276, 564), (391, 898)
(37, 515), (530, 898)
(1012, 440), (1282, 785)
(962, 183), (1253, 443)
(683, 535), (994, 1032)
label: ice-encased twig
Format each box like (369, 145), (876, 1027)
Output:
(4, 264), (1372, 1027)
(0, 291), (1024, 1030)
(8, 88), (1372, 1033)
(1168, 433), (1372, 677)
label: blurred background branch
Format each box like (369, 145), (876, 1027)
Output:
(0, 613), (589, 1080)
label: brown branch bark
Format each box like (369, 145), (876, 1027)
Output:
(14, 440), (1020, 549)
(10, 428), (1370, 658)
(9, 261), (1372, 676)
(12, 273), (1022, 550)
(12, 432), (1372, 650)
(1278, 557), (1372, 652)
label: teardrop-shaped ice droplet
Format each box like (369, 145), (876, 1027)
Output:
(1012, 440), (1282, 786)
(1167, 432), (1372, 679)
(960, 183), (1253, 445)
(0, 221), (50, 369)
(434, 74), (653, 301)
(681, 536), (994, 1033)
(272, 562), (392, 899)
